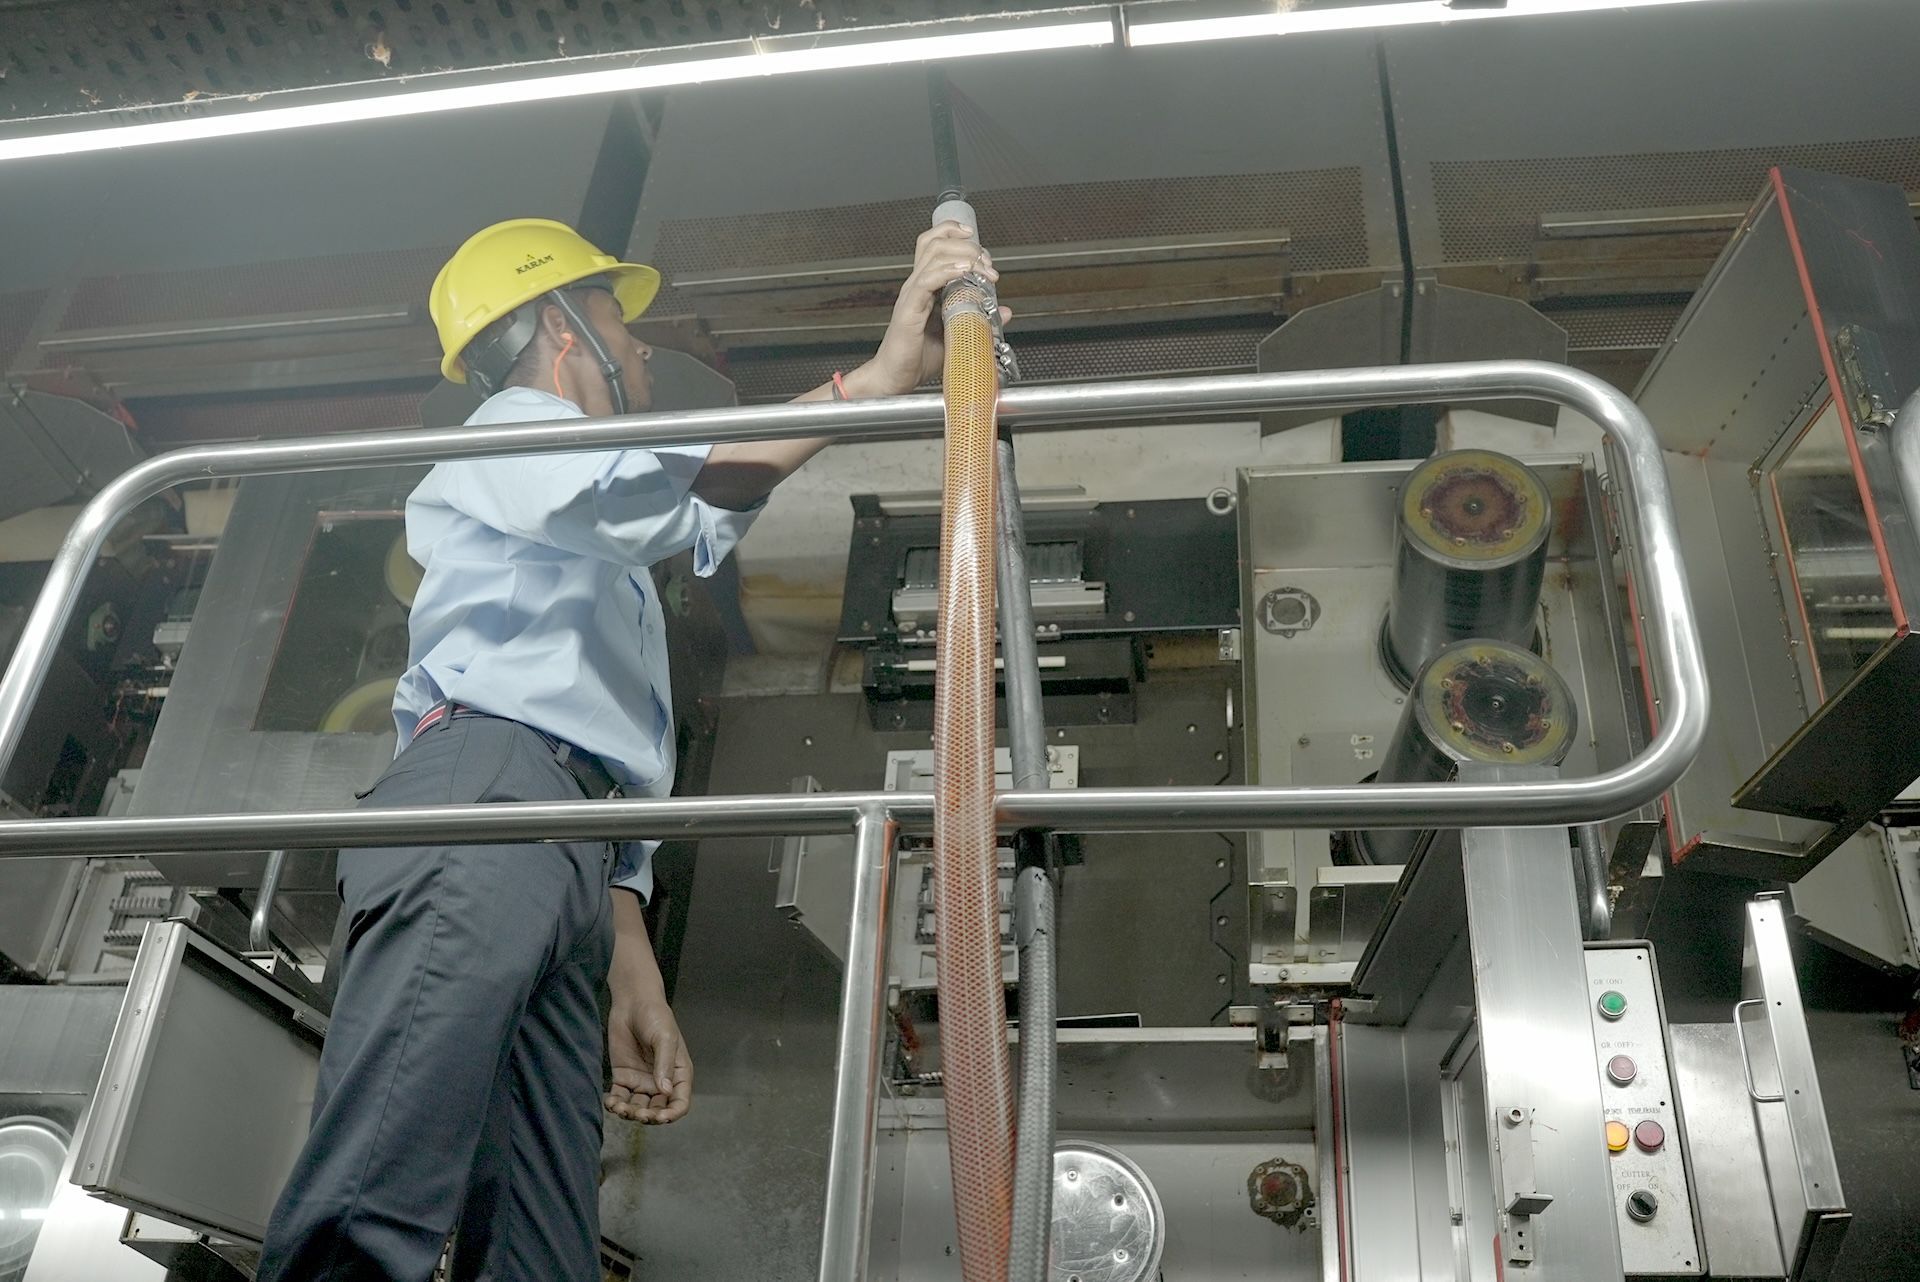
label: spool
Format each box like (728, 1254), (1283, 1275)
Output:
(1381, 449), (1550, 689)
(1353, 638), (1577, 866)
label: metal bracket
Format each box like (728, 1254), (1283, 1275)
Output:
(1495, 1104), (1554, 1218)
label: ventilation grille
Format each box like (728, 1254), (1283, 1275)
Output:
(1431, 136), (1920, 263)
(1544, 298), (1689, 353)
(2, 0), (1082, 116)
(652, 168), (1373, 280)
(0, 290), (47, 370)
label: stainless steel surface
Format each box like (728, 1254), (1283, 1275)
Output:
(0, 363), (1710, 860)
(0, 986), (121, 1098)
(818, 809), (897, 1282)
(1312, 1028), (1338, 1282)
(1338, 936), (1483, 1280)
(1742, 896), (1849, 1279)
(0, 857), (83, 977)
(1582, 943), (1702, 1276)
(247, 849), (287, 955)
(1049, 1142), (1163, 1282)
(20, 1133), (166, 1282)
(72, 922), (326, 1247)
(1668, 1023), (1788, 1281)
(1381, 450), (1551, 686)
(1460, 770), (1625, 1278)
(1576, 824), (1612, 941)
(873, 1127), (1319, 1282)
(1630, 172), (1920, 876)
(1240, 458), (1645, 959)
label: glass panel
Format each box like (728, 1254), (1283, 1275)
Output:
(252, 513), (414, 732)
(1771, 400), (1896, 704)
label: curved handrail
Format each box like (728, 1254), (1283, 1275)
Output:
(0, 361), (1706, 852)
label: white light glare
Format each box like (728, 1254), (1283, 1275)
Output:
(1130, 0), (1736, 47)
(0, 20), (1113, 163)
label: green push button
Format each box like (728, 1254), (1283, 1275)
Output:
(1597, 990), (1628, 1021)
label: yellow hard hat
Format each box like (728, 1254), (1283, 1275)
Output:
(429, 218), (662, 384)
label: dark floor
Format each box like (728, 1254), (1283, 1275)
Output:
(1651, 868), (1920, 1281)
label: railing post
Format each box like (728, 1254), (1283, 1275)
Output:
(818, 806), (898, 1282)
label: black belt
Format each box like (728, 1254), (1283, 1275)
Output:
(416, 701), (623, 801)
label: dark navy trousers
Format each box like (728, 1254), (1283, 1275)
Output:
(257, 714), (614, 1282)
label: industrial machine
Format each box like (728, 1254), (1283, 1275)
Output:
(0, 94), (1912, 1282)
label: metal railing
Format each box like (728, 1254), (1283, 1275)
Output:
(0, 361), (1709, 1281)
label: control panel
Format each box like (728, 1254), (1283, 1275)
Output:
(1584, 942), (1703, 1277)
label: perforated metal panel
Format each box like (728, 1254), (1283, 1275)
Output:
(1545, 299), (1688, 354)
(1430, 137), (1920, 264)
(0, 290), (47, 371)
(651, 169), (1374, 279)
(1, 0), (1086, 116)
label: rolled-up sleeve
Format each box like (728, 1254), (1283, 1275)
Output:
(610, 840), (656, 903)
(441, 442), (763, 573)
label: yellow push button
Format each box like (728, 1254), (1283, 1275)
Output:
(1605, 1120), (1631, 1153)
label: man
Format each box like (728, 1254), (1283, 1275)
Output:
(257, 216), (998, 1281)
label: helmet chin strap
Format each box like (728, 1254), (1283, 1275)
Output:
(546, 288), (628, 416)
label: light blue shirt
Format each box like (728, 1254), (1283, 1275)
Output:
(394, 387), (761, 901)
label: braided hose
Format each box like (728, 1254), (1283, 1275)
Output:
(934, 269), (1015, 1282)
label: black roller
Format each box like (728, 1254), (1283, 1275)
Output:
(1381, 449), (1551, 689)
(1353, 638), (1578, 866)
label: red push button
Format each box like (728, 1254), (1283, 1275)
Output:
(1633, 1120), (1665, 1153)
(1607, 1055), (1637, 1086)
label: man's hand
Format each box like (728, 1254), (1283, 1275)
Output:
(605, 889), (693, 1124)
(606, 990), (693, 1125)
(858, 221), (1008, 398)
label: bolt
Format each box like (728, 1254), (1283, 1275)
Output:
(1188, 724), (1198, 734)
(1501, 742), (1515, 753)
(1217, 915), (1229, 927)
(1217, 973), (1228, 985)
(1066, 1170), (1079, 1183)
(1115, 1249), (1130, 1262)
(1113, 1194), (1126, 1207)
(1277, 968), (1291, 980)
(1298, 735), (1311, 747)
(803, 736), (814, 747)
(1124, 610), (1136, 622)
(1451, 721), (1466, 732)
(1507, 1107), (1525, 1125)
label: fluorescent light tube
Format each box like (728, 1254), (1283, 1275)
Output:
(1130, 0), (1742, 47)
(0, 19), (1113, 163)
